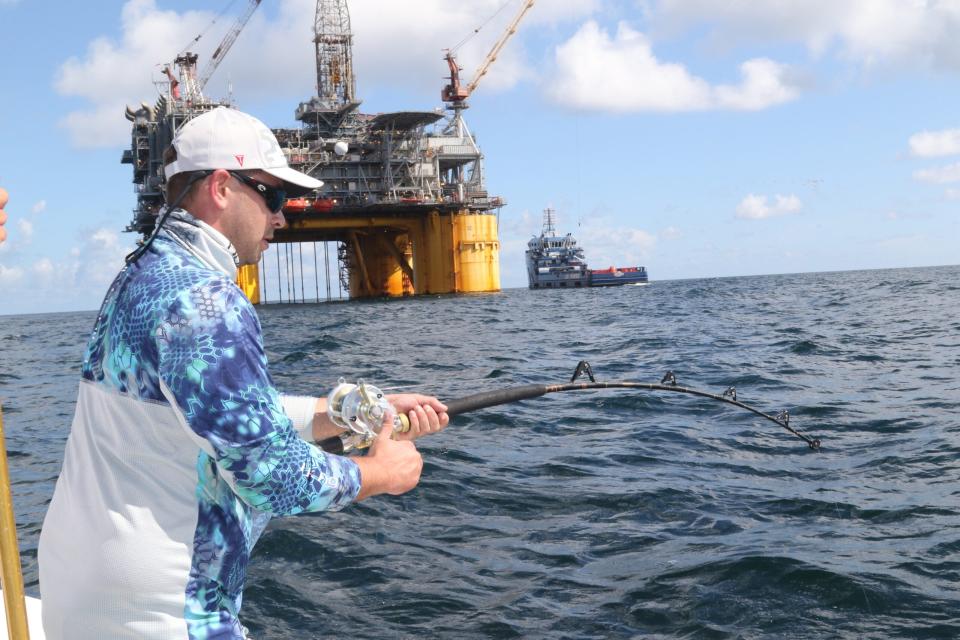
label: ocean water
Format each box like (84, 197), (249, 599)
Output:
(1, 265), (959, 639)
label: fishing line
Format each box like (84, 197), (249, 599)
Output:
(317, 361), (822, 454)
(176, 0), (240, 59)
(450, 0), (516, 54)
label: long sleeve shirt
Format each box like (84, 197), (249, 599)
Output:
(39, 211), (361, 639)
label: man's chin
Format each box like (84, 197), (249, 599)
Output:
(237, 240), (272, 267)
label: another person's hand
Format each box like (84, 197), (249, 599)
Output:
(388, 393), (449, 440)
(354, 419), (423, 499)
(0, 188), (8, 243)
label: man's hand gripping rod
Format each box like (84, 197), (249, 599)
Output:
(321, 379), (412, 454)
(322, 379), (404, 453)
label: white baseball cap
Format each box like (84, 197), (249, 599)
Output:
(163, 106), (323, 194)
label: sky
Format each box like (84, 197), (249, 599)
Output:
(1, 0), (958, 315)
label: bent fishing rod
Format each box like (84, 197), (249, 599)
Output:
(317, 361), (821, 454)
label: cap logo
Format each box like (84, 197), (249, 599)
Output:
(235, 154), (245, 167)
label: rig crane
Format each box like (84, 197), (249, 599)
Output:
(199, 0), (263, 90)
(124, 0), (264, 236)
(442, 0), (535, 110)
(164, 0), (263, 102)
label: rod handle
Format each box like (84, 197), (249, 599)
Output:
(444, 384), (549, 416)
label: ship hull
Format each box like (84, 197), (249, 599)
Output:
(588, 267), (649, 287)
(527, 272), (590, 289)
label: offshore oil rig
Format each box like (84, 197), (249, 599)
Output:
(123, 0), (533, 303)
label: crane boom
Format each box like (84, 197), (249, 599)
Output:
(198, 0), (263, 90)
(465, 0), (534, 96)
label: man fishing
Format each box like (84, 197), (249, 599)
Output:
(38, 107), (449, 639)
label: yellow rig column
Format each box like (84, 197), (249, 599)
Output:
(454, 212), (500, 293)
(403, 211), (501, 295)
(409, 211), (456, 294)
(274, 209), (500, 301)
(236, 264), (260, 305)
(346, 231), (412, 297)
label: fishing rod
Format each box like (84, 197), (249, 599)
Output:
(317, 361), (821, 454)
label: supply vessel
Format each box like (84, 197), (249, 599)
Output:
(525, 208), (649, 289)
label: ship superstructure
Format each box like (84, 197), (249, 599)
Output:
(525, 209), (589, 288)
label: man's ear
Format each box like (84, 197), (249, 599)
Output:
(207, 169), (233, 211)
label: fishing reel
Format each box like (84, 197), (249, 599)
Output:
(326, 378), (409, 453)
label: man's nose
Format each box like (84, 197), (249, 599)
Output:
(272, 210), (287, 229)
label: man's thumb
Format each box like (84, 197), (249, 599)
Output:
(379, 415), (395, 440)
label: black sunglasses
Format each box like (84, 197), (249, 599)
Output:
(228, 171), (287, 213)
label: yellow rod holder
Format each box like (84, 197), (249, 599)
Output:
(0, 406), (29, 639)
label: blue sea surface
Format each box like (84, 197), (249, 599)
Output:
(1, 265), (959, 638)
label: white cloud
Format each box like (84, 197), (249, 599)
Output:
(56, 0), (592, 147)
(59, 106), (141, 150)
(735, 193), (802, 219)
(31, 200), (47, 214)
(52, 0), (960, 149)
(54, 0), (216, 147)
(650, 0), (960, 71)
(578, 224), (656, 268)
(32, 258), (54, 274)
(909, 129), (960, 157)
(525, 0), (599, 25)
(913, 162), (960, 184)
(72, 228), (130, 288)
(32, 259), (56, 284)
(497, 207), (542, 286)
(0, 264), (24, 286)
(549, 22), (708, 112)
(547, 21), (798, 112)
(713, 58), (799, 111)
(945, 188), (960, 200)
(91, 228), (118, 246)
(17, 219), (33, 238)
(345, 0), (594, 96)
(0, 227), (130, 312)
